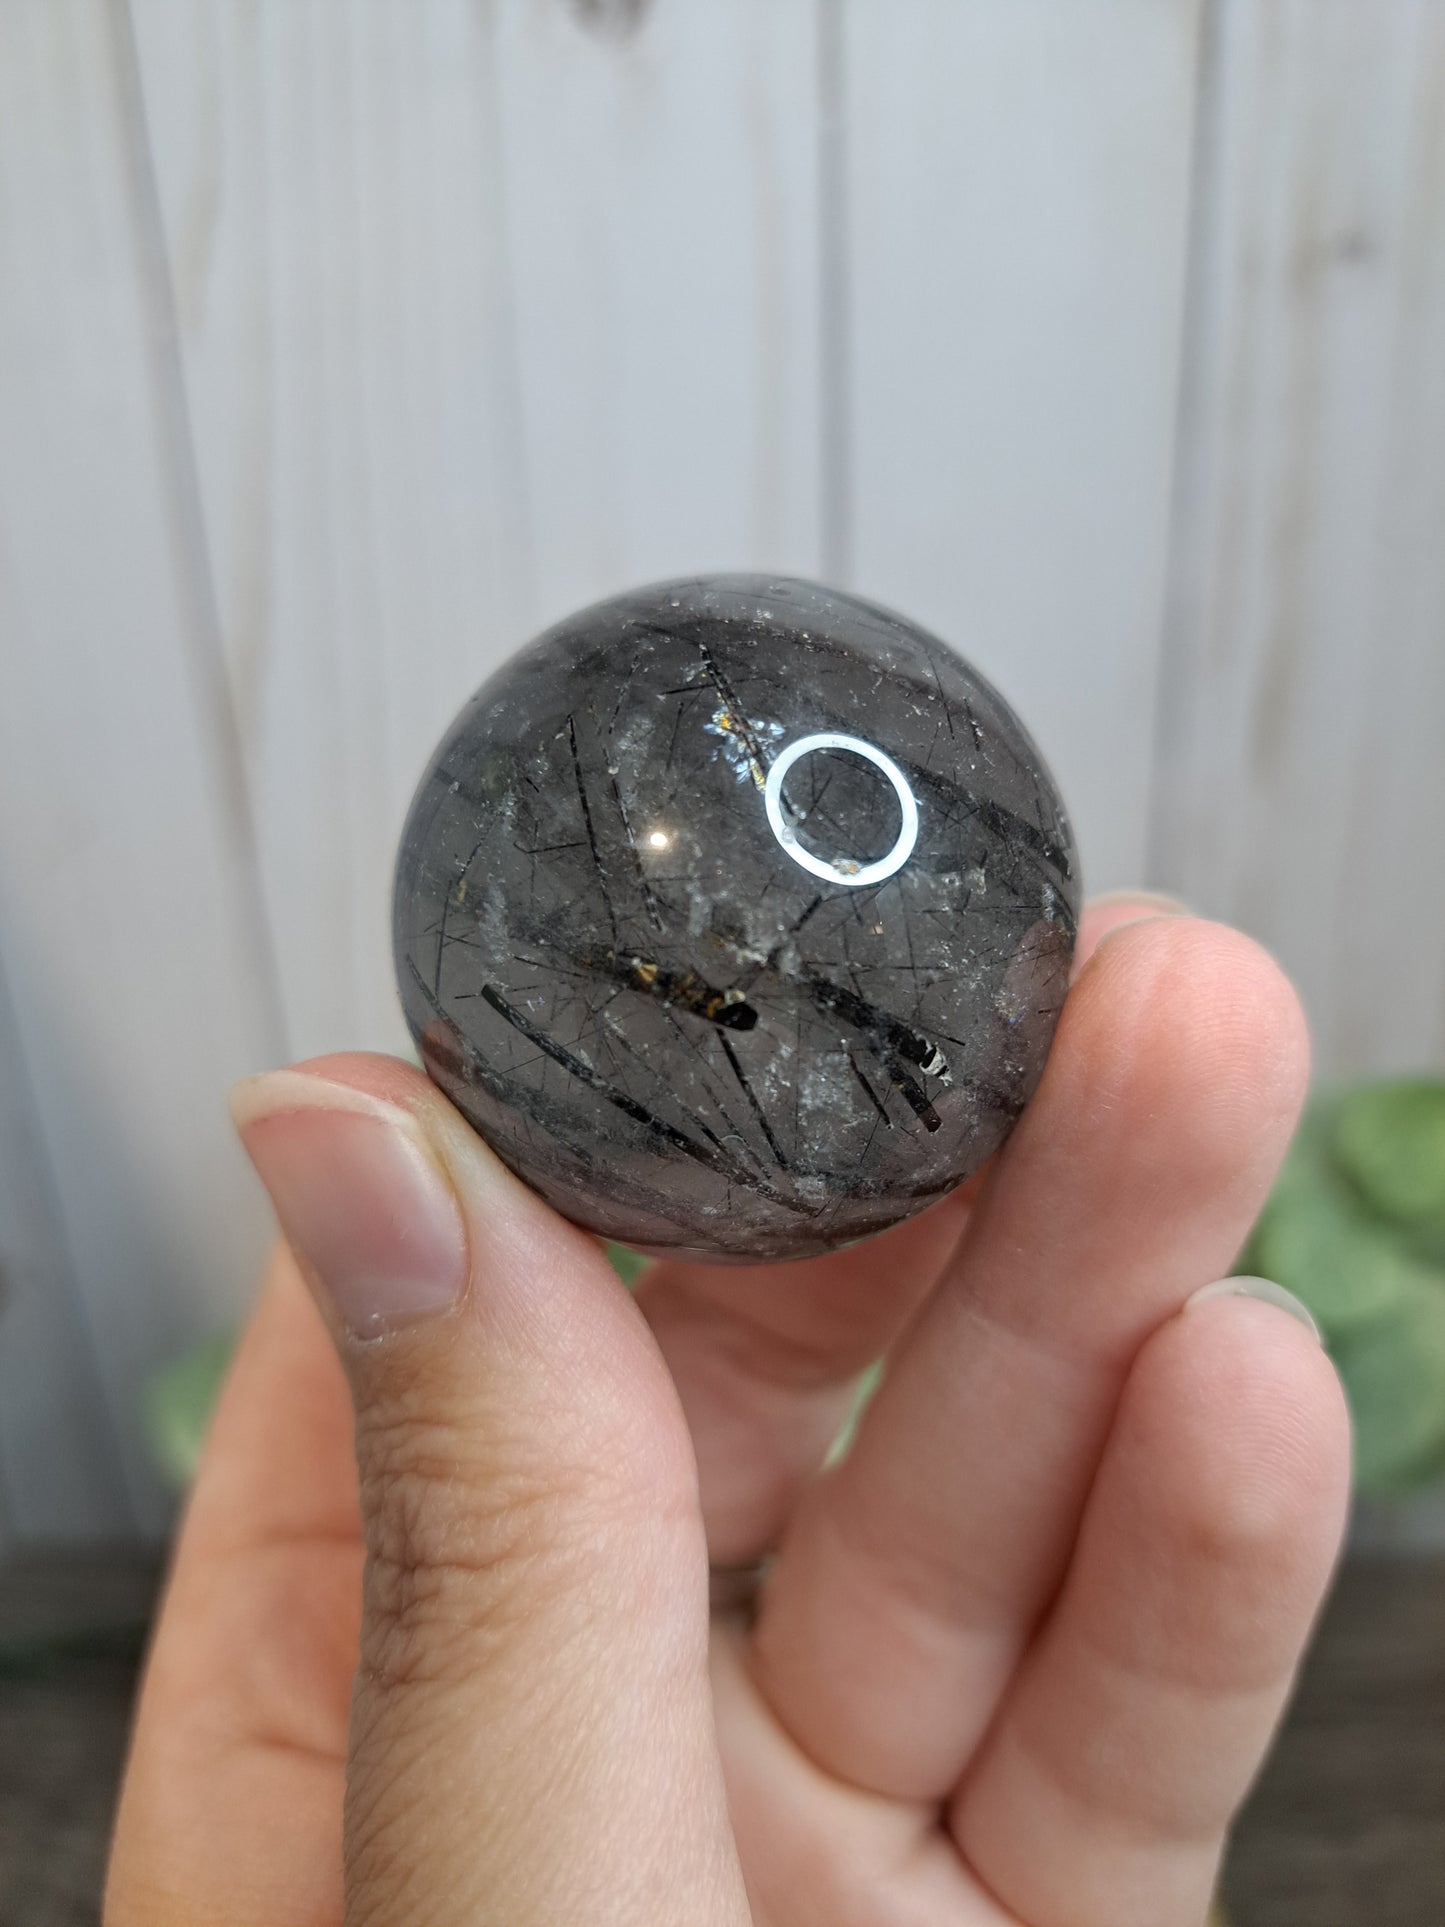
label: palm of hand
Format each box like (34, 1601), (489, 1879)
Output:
(108, 904), (1348, 1927)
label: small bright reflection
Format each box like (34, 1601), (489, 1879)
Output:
(647, 830), (670, 849)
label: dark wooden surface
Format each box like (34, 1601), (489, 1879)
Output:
(1221, 1554), (1445, 1927)
(0, 1552), (159, 1927)
(0, 1551), (1440, 1927)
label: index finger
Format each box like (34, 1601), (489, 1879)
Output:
(635, 893), (1168, 1564)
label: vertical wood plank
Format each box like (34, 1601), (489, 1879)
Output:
(840, 0), (1204, 894)
(493, 0), (824, 615)
(130, 0), (824, 1063)
(0, 0), (285, 1535)
(1154, 0), (1445, 1077)
(130, 0), (535, 1060)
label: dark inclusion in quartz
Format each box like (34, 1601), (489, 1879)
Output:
(393, 575), (1080, 1262)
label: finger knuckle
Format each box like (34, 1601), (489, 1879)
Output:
(359, 1445), (555, 1680)
(352, 1392), (697, 1694)
(1169, 1352), (1349, 1594)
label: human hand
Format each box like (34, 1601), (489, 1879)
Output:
(106, 899), (1350, 1927)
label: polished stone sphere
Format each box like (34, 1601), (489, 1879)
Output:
(393, 575), (1080, 1261)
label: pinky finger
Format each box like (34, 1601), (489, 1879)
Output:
(950, 1287), (1351, 1927)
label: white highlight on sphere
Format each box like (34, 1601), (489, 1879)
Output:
(763, 732), (919, 888)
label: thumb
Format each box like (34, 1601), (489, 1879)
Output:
(230, 1053), (749, 1927)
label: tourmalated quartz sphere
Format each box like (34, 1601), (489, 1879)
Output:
(393, 575), (1080, 1262)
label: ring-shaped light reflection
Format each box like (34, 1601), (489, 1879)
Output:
(762, 731), (919, 888)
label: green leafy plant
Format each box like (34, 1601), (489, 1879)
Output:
(1241, 1079), (1445, 1495)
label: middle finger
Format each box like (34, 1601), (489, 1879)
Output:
(751, 914), (1310, 1801)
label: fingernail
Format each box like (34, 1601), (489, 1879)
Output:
(1185, 1275), (1323, 1344)
(229, 1070), (468, 1338)
(1091, 903), (1194, 957)
(1090, 889), (1192, 915)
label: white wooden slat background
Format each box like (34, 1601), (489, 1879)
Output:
(0, 0), (1442, 1548)
(1153, 0), (1445, 1080)
(842, 0), (1203, 890)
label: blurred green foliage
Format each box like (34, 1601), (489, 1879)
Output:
(605, 1241), (649, 1287)
(1242, 1079), (1445, 1496)
(142, 1333), (234, 1491)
